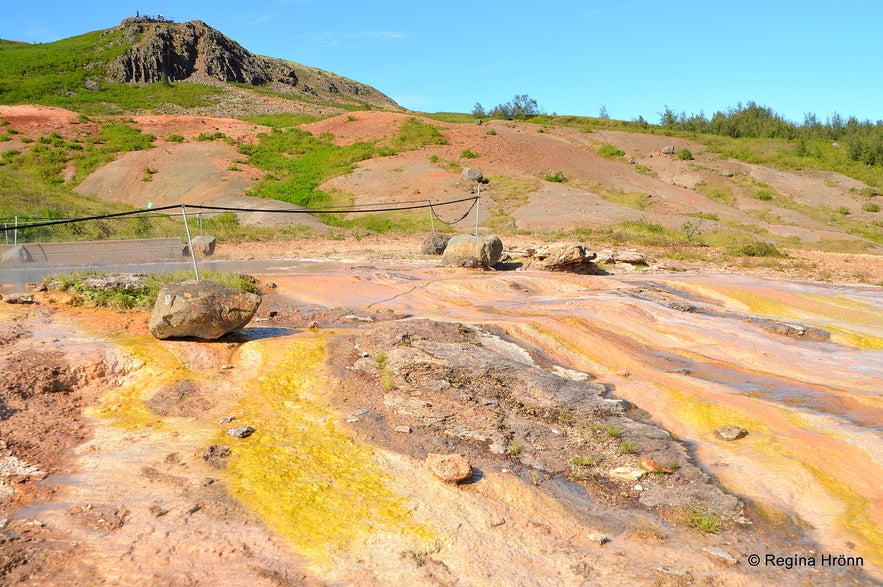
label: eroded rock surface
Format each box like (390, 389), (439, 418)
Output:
(333, 318), (746, 523)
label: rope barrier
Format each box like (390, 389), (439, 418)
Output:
(0, 196), (479, 233)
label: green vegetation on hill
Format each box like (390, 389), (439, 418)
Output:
(240, 117), (447, 213)
(0, 30), (221, 114)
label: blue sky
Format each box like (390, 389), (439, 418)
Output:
(3, 1), (882, 125)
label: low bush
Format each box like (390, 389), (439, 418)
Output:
(545, 171), (567, 183)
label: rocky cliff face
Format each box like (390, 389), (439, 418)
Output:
(107, 18), (397, 109)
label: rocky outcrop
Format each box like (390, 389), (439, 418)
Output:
(149, 280), (260, 340)
(106, 19), (399, 109)
(522, 243), (602, 273)
(339, 318), (747, 525)
(441, 234), (503, 268)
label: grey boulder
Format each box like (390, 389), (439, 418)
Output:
(149, 280), (260, 340)
(441, 234), (503, 268)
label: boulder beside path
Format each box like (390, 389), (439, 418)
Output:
(149, 280), (261, 340)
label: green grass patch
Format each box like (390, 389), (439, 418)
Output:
(44, 269), (259, 311)
(484, 174), (539, 231)
(569, 455), (601, 467)
(695, 181), (735, 206)
(684, 504), (722, 533)
(597, 143), (625, 158)
(390, 117), (448, 150)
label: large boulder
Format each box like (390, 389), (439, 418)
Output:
(441, 234), (503, 268)
(421, 233), (451, 255)
(149, 280), (261, 340)
(185, 235), (216, 257)
(461, 167), (484, 183)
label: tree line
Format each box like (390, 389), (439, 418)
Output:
(472, 94), (883, 168)
(659, 101), (883, 167)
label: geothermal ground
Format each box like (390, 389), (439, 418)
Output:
(1, 243), (881, 586)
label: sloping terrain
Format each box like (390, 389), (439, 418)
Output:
(1, 105), (873, 255)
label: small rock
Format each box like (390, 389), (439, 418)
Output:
(609, 466), (647, 482)
(218, 416), (236, 424)
(703, 546), (738, 565)
(640, 457), (673, 473)
(220, 364), (234, 370)
(148, 504), (169, 517)
(394, 425), (412, 434)
(226, 426), (255, 439)
(612, 250), (648, 265)
(657, 566), (693, 582)
(587, 533), (609, 545)
(615, 370), (631, 377)
(662, 145), (676, 155)
(3, 293), (35, 304)
(633, 484), (644, 491)
(426, 453), (473, 484)
(715, 425), (748, 441)
(308, 321), (319, 330)
(268, 310), (278, 318)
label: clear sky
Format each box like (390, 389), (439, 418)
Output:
(3, 1), (881, 125)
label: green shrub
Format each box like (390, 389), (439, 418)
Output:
(166, 134), (185, 143)
(754, 189), (774, 201)
(460, 148), (479, 159)
(197, 131), (230, 142)
(862, 202), (880, 212)
(545, 171), (567, 183)
(676, 148), (694, 160)
(598, 143), (625, 158)
(726, 239), (783, 257)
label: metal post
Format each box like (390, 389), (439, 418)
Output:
(3, 224), (7, 245)
(427, 200), (436, 235)
(181, 205), (200, 281)
(14, 217), (18, 246)
(474, 183), (480, 236)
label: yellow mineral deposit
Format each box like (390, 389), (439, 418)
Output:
(219, 336), (435, 562)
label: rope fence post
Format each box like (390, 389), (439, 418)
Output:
(181, 204), (200, 281)
(14, 217), (18, 246)
(474, 182), (480, 236)
(427, 200), (436, 235)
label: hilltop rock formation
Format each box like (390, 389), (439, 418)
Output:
(107, 18), (399, 109)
